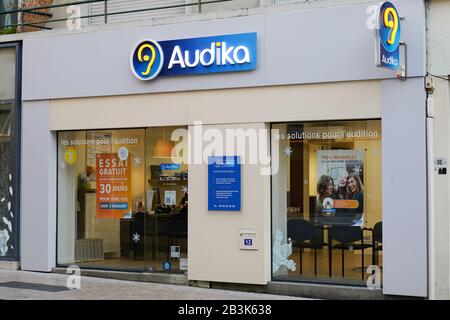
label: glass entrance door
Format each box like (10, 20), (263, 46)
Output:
(144, 126), (188, 273)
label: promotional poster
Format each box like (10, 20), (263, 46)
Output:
(96, 153), (132, 218)
(316, 150), (365, 226)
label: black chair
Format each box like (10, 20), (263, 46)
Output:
(287, 218), (327, 276)
(168, 213), (187, 242)
(329, 226), (372, 280)
(372, 222), (382, 266)
(167, 213), (188, 259)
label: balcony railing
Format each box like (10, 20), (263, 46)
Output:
(0, 0), (246, 34)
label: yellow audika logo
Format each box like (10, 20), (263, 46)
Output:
(130, 39), (164, 81)
(64, 147), (77, 165)
(383, 7), (398, 46)
(138, 43), (156, 76)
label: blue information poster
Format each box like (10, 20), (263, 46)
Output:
(208, 156), (241, 211)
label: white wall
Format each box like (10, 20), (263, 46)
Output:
(428, 78), (450, 300)
(381, 77), (428, 297)
(21, 100), (57, 272)
(49, 81), (381, 130)
(427, 0), (450, 76)
(426, 0), (450, 300)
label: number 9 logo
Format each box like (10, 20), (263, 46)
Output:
(130, 39), (164, 81)
(379, 2), (401, 53)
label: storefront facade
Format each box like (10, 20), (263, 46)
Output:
(6, 0), (429, 298)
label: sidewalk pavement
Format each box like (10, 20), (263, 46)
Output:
(0, 270), (305, 300)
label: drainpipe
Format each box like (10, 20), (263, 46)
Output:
(426, 86), (436, 300)
(424, 0), (436, 300)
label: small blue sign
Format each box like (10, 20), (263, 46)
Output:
(131, 33), (257, 81)
(99, 203), (128, 210)
(159, 163), (181, 171)
(162, 261), (171, 271)
(208, 156), (241, 211)
(244, 239), (253, 246)
(377, 2), (401, 70)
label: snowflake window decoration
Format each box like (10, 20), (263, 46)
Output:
(133, 156), (142, 166)
(352, 165), (362, 176)
(132, 233), (141, 243)
(284, 147), (293, 157)
(0, 229), (9, 256)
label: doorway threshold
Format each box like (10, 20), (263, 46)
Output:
(53, 267), (188, 286)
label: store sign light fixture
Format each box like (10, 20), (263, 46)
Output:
(130, 33), (257, 81)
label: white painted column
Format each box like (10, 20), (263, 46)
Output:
(188, 122), (271, 285)
(381, 78), (428, 297)
(20, 100), (57, 272)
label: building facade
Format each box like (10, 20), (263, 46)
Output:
(426, 0), (450, 300)
(0, 0), (447, 299)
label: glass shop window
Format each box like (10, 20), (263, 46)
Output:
(0, 46), (17, 259)
(271, 120), (382, 287)
(57, 127), (188, 273)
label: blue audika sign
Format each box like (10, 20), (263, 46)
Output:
(208, 156), (241, 211)
(159, 163), (181, 171)
(377, 1), (401, 70)
(131, 33), (257, 81)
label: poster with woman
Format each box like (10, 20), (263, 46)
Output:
(315, 150), (365, 227)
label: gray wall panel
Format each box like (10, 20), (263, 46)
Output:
(265, 0), (426, 84)
(22, 0), (426, 101)
(382, 77), (428, 297)
(20, 100), (56, 272)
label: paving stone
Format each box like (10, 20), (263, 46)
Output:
(0, 270), (305, 300)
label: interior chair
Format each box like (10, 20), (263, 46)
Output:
(167, 213), (188, 259)
(329, 226), (372, 280)
(287, 218), (327, 276)
(143, 214), (158, 261)
(372, 222), (382, 266)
